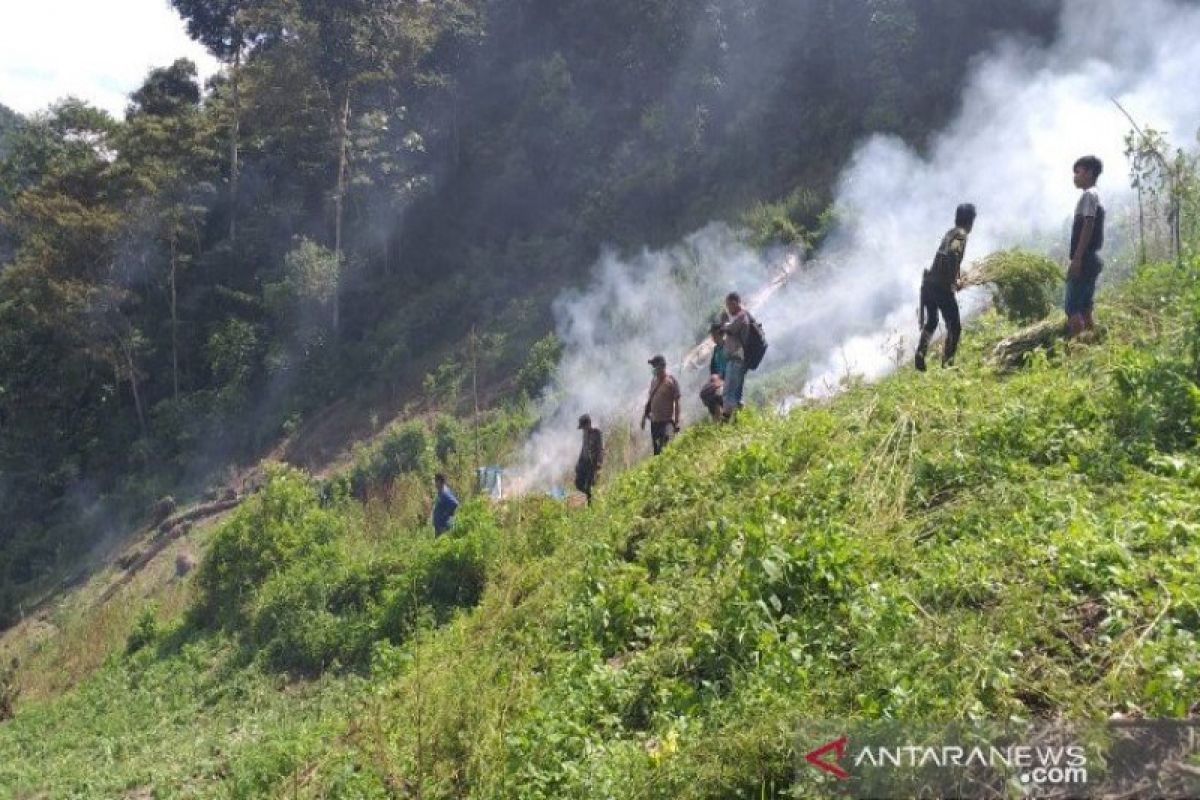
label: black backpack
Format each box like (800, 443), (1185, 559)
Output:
(744, 315), (767, 370)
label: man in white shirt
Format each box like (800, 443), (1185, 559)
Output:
(1066, 155), (1105, 337)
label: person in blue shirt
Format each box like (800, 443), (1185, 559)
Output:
(432, 473), (459, 534)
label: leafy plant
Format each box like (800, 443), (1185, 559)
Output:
(969, 249), (1062, 323)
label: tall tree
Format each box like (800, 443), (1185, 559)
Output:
(113, 59), (217, 400)
(282, 0), (450, 334)
(169, 0), (258, 243)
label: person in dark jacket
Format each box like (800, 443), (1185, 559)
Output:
(432, 473), (459, 534)
(574, 414), (604, 505)
(700, 323), (727, 421)
(916, 203), (976, 371)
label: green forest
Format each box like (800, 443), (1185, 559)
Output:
(0, 0), (1062, 618)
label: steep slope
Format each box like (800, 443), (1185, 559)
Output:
(0, 1), (1065, 618)
(2, 257), (1199, 797)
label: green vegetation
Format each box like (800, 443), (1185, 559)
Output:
(970, 250), (1064, 323)
(0, 103), (19, 162)
(3, 255), (1200, 796)
(0, 0), (1064, 617)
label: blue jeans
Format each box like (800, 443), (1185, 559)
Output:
(723, 358), (746, 414)
(1065, 255), (1101, 316)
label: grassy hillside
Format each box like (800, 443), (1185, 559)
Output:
(2, 255), (1199, 797)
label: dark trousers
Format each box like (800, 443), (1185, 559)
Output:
(917, 282), (961, 367)
(700, 382), (723, 419)
(650, 421), (674, 455)
(575, 461), (597, 504)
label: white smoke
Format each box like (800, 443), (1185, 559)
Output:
(512, 0), (1200, 491)
(512, 224), (799, 491)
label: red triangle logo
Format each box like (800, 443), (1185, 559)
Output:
(805, 735), (850, 780)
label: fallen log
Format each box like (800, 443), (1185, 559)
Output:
(156, 497), (241, 535)
(94, 496), (243, 607)
(990, 318), (1068, 370)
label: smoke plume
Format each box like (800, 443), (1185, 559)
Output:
(513, 0), (1200, 491)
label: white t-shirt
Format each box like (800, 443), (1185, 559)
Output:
(1075, 187), (1100, 219)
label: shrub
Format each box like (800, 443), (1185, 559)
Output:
(248, 547), (390, 674)
(972, 249), (1062, 323)
(516, 333), (563, 401)
(1109, 350), (1200, 459)
(346, 421), (432, 498)
(377, 421), (429, 478)
(194, 465), (346, 625)
(379, 502), (499, 643)
(433, 415), (465, 465)
(216, 497), (504, 675)
(741, 187), (828, 249)
(126, 605), (160, 654)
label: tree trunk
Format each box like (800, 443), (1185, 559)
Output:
(1172, 191), (1183, 269)
(1137, 187), (1147, 265)
(119, 338), (147, 437)
(332, 89), (351, 337)
(990, 318), (1068, 370)
(229, 47), (241, 244)
(170, 231), (179, 401)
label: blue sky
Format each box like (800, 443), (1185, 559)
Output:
(0, 0), (219, 117)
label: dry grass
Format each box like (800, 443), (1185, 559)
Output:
(1, 524), (210, 703)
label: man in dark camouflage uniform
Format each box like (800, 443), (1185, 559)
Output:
(916, 203), (976, 371)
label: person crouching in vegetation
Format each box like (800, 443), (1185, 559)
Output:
(432, 473), (459, 535)
(719, 293), (751, 420)
(574, 414), (604, 505)
(916, 203), (976, 371)
(1066, 155), (1105, 338)
(700, 324), (728, 421)
(642, 354), (681, 455)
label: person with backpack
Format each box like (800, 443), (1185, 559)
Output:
(641, 354), (681, 455)
(719, 292), (766, 420)
(574, 414), (604, 505)
(700, 323), (727, 421)
(1066, 155), (1105, 338)
(915, 203), (976, 371)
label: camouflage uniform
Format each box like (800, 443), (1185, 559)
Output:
(575, 426), (604, 504)
(916, 226), (969, 370)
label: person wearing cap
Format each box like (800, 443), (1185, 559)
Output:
(641, 354), (681, 455)
(700, 323), (728, 421)
(574, 414), (604, 505)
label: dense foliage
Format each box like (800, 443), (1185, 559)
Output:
(0, 2), (1062, 620)
(2, 255), (1199, 796)
(0, 103), (19, 161)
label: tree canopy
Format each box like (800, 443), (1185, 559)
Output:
(0, 0), (1063, 622)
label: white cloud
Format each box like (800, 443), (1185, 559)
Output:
(0, 0), (220, 117)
